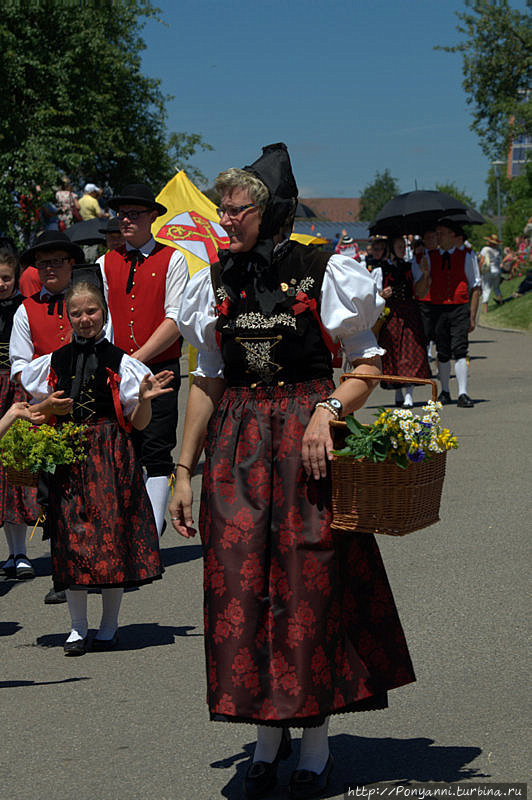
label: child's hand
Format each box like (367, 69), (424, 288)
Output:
(138, 371), (174, 403)
(33, 391), (74, 418)
(6, 402), (46, 425)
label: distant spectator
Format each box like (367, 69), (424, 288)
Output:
(79, 184), (106, 221)
(98, 217), (125, 251)
(330, 231), (341, 251)
(335, 234), (360, 260)
(479, 234), (503, 312)
(40, 199), (60, 231)
(501, 246), (517, 277)
(55, 176), (81, 228)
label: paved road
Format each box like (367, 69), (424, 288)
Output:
(1, 325), (530, 800)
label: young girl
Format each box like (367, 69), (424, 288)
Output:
(0, 248), (41, 580)
(21, 279), (172, 656)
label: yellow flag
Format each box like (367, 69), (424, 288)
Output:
(152, 170), (229, 276)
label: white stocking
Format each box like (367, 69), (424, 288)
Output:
(253, 725), (283, 763)
(403, 386), (414, 407)
(4, 522), (27, 557)
(65, 588), (88, 642)
(454, 357), (468, 396)
(97, 587), (123, 639)
(438, 360), (451, 393)
(298, 717), (330, 773)
(145, 476), (170, 539)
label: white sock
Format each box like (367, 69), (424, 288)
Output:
(403, 387), (414, 407)
(395, 389), (404, 403)
(65, 588), (88, 641)
(298, 718), (330, 773)
(438, 360), (451, 393)
(428, 341), (435, 359)
(97, 587), (123, 639)
(4, 523), (27, 557)
(145, 476), (170, 538)
(253, 725), (283, 763)
(454, 358), (468, 396)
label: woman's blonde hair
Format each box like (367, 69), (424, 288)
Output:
(215, 168), (270, 211)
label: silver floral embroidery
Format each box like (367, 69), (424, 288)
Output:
(235, 312), (296, 330)
(239, 339), (281, 380)
(215, 286), (229, 302)
(295, 276), (314, 294)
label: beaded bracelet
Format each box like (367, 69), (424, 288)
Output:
(314, 401), (340, 420)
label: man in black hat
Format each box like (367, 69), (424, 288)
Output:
(97, 183), (189, 537)
(9, 231), (86, 603)
(98, 217), (125, 251)
(414, 219), (481, 407)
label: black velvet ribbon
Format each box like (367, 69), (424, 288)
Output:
(126, 249), (144, 294)
(218, 240), (288, 315)
(441, 252), (451, 270)
(70, 336), (101, 403)
(42, 292), (64, 316)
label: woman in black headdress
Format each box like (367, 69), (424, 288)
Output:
(169, 144), (416, 799)
(20, 278), (172, 656)
(372, 235), (431, 407)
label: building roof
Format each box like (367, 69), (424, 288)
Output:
(298, 197), (361, 221)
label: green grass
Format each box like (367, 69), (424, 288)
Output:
(479, 272), (532, 332)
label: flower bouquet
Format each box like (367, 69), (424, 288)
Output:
(0, 420), (89, 486)
(330, 398), (458, 536)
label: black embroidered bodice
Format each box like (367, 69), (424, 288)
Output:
(381, 259), (415, 303)
(51, 338), (124, 422)
(212, 243), (334, 387)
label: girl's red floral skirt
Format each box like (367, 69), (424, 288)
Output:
(0, 370), (41, 526)
(200, 379), (415, 728)
(46, 419), (162, 591)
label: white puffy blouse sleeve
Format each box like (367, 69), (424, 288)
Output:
(118, 355), (154, 418)
(320, 254), (386, 362)
(177, 267), (224, 379)
(20, 354), (53, 400)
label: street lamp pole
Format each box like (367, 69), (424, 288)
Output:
(491, 160), (506, 243)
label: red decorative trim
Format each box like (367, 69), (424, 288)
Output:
(106, 368), (132, 433)
(293, 291), (342, 366)
(47, 366), (58, 389)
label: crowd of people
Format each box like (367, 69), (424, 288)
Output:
(1, 147), (530, 799)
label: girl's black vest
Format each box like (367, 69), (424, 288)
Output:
(381, 259), (415, 303)
(51, 338), (124, 422)
(211, 243), (334, 387)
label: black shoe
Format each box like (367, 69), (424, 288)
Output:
(457, 393), (474, 408)
(438, 390), (452, 405)
(244, 728), (292, 799)
(289, 754), (334, 799)
(1, 554), (16, 579)
(92, 631), (119, 651)
(44, 587), (67, 604)
(395, 398), (404, 407)
(14, 554), (34, 580)
(63, 635), (88, 657)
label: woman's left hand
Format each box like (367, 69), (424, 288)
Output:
(301, 407), (334, 480)
(138, 370), (174, 402)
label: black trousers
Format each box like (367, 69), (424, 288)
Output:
(429, 303), (470, 362)
(418, 301), (434, 347)
(132, 358), (181, 477)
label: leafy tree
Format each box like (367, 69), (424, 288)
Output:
(0, 1), (211, 241)
(437, 0), (532, 160)
(358, 169), (399, 222)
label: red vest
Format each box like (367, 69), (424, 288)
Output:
(429, 248), (469, 305)
(23, 294), (72, 357)
(104, 244), (180, 364)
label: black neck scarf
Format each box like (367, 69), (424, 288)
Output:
(0, 291), (22, 336)
(70, 336), (105, 402)
(441, 251), (452, 270)
(42, 292), (64, 316)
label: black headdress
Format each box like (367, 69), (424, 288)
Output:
(219, 142), (299, 314)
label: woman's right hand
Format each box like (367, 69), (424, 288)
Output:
(169, 478), (197, 539)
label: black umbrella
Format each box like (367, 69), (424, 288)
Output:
(65, 218), (107, 245)
(438, 208), (486, 226)
(369, 190), (469, 235)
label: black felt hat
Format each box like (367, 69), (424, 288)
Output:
(109, 183), (167, 216)
(98, 217), (122, 234)
(243, 143), (298, 238)
(20, 231), (85, 268)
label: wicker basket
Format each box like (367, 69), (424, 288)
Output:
(330, 373), (446, 536)
(5, 465), (39, 487)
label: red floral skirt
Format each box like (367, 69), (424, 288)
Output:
(379, 300), (431, 389)
(200, 379), (415, 727)
(0, 370), (41, 527)
(46, 419), (162, 590)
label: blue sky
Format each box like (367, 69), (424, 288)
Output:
(140, 0), (527, 208)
